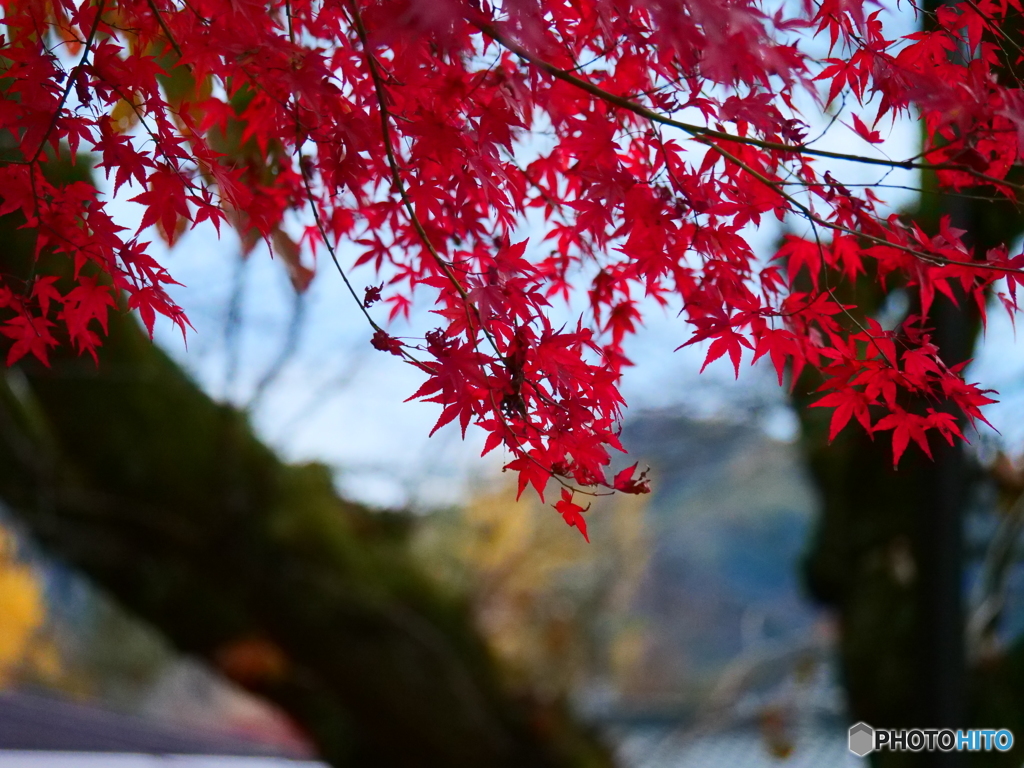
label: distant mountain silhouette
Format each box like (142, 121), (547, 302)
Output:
(608, 410), (832, 712)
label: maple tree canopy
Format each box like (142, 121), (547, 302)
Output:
(1, 0), (1022, 537)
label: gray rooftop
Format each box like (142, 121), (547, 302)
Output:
(0, 690), (311, 759)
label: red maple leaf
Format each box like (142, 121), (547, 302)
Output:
(554, 488), (590, 542)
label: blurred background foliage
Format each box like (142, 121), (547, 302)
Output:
(414, 481), (650, 703)
(0, 527), (52, 689)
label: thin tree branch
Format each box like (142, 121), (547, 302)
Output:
(472, 19), (1024, 195)
(30, 0), (107, 165)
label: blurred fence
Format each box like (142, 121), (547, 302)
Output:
(614, 722), (856, 768)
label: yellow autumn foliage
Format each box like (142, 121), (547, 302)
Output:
(0, 525), (47, 687)
(416, 481), (651, 700)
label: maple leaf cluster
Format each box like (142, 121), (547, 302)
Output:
(3, 0), (1024, 535)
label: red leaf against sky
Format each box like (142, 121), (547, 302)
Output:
(2, 0), (1023, 532)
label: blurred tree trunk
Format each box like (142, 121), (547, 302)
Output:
(794, 89), (1024, 768)
(0, 157), (611, 768)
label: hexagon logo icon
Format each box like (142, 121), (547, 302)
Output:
(849, 722), (875, 757)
